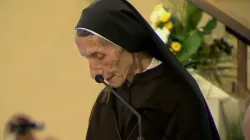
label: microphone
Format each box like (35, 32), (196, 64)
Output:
(95, 75), (144, 140)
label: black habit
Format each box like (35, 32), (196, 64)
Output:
(75, 0), (221, 140)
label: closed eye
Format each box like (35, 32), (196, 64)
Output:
(89, 52), (105, 59)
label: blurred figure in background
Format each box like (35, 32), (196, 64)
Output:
(3, 113), (43, 140)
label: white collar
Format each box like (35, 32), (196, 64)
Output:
(143, 57), (162, 72)
(128, 58), (162, 85)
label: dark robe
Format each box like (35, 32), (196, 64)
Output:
(86, 63), (220, 140)
(75, 0), (221, 139)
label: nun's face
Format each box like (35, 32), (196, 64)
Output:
(75, 35), (134, 88)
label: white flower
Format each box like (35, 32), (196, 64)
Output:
(150, 4), (171, 44)
(150, 7), (167, 24)
(154, 27), (170, 43)
(150, 11), (159, 24)
(150, 24), (157, 30)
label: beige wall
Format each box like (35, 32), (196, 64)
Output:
(0, 0), (161, 139)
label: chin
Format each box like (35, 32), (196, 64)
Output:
(107, 75), (126, 88)
(108, 79), (125, 88)
(109, 82), (122, 88)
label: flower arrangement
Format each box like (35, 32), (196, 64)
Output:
(150, 2), (234, 69)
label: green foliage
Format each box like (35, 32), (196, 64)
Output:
(158, 22), (166, 29)
(171, 17), (187, 41)
(176, 30), (202, 62)
(185, 2), (203, 31)
(151, 1), (235, 87)
(165, 1), (221, 65)
(168, 1), (234, 71)
(190, 38), (235, 87)
(202, 18), (217, 34)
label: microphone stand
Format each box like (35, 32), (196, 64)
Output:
(95, 75), (144, 140)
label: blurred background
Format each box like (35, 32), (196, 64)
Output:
(0, 0), (249, 140)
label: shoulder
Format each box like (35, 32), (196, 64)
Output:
(150, 70), (202, 109)
(154, 71), (191, 98)
(95, 86), (111, 104)
(88, 86), (111, 123)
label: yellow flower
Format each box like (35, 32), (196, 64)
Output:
(154, 3), (164, 11)
(165, 21), (174, 30)
(171, 42), (182, 52)
(150, 9), (162, 25)
(159, 10), (171, 22)
(150, 3), (171, 25)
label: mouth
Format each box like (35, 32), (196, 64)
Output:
(106, 75), (114, 81)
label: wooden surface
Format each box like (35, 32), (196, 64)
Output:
(188, 0), (250, 42)
(237, 39), (248, 90)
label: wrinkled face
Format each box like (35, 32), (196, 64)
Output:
(75, 35), (134, 88)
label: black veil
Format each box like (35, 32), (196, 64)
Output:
(75, 0), (220, 139)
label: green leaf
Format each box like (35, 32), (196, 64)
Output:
(171, 17), (187, 41)
(171, 17), (184, 32)
(187, 11), (202, 30)
(185, 2), (199, 21)
(172, 32), (186, 42)
(185, 2), (202, 30)
(158, 22), (165, 29)
(202, 18), (217, 34)
(176, 30), (202, 62)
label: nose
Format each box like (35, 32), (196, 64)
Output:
(88, 59), (104, 79)
(90, 68), (104, 79)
